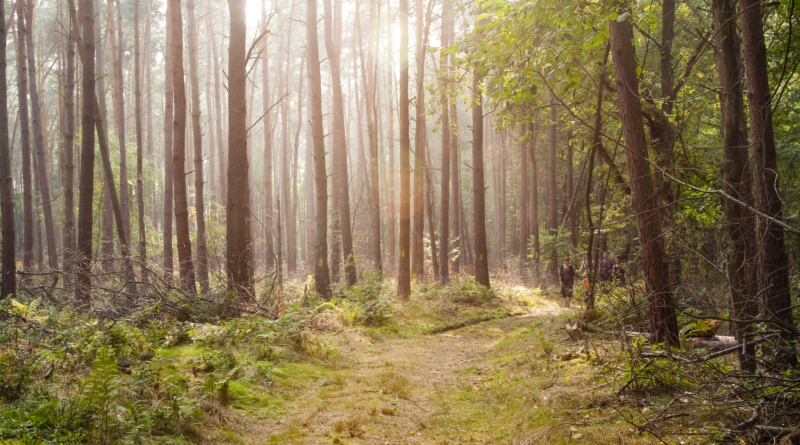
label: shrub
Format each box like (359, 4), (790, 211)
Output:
(343, 272), (393, 326)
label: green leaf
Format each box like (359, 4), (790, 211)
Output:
(616, 11), (630, 22)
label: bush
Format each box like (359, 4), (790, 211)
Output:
(442, 276), (497, 306)
(343, 272), (393, 326)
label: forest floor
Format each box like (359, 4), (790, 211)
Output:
(199, 282), (663, 445)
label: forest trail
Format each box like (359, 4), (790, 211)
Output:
(253, 295), (590, 444)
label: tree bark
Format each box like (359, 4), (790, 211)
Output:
(307, 0), (331, 298)
(187, 0), (208, 292)
(410, 0), (426, 280)
(170, 0), (197, 294)
(163, 3), (175, 282)
(207, 9), (227, 206)
(609, 4), (679, 346)
(529, 119), (540, 270)
(62, 0), (76, 285)
(107, 0), (130, 244)
(739, 0), (795, 366)
(261, 0), (275, 271)
(712, 0), (758, 372)
(14, 7), (33, 274)
(471, 72), (490, 287)
(547, 92), (558, 280)
(519, 126), (529, 267)
(450, 131), (461, 273)
(0, 0), (15, 298)
(438, 0), (452, 282)
(74, 0), (95, 304)
(24, 0), (58, 271)
(397, 0), (411, 298)
(225, 0), (254, 297)
(323, 0), (356, 285)
(134, 0), (148, 281)
(387, 23), (396, 273)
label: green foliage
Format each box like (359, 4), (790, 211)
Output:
(440, 276), (497, 306)
(342, 271), (393, 326)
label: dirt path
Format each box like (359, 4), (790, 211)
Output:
(262, 301), (574, 444)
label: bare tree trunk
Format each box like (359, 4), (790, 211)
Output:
(207, 9), (227, 206)
(24, 0), (58, 270)
(307, 0), (330, 298)
(14, 8), (34, 274)
(134, 0), (148, 281)
(713, 0), (758, 372)
(107, 0), (130, 243)
(305, 93), (315, 271)
(62, 0), (76, 286)
(450, 131), (461, 273)
(530, 120), (540, 271)
(438, 0), (452, 282)
(145, 0), (155, 227)
(397, 0), (411, 297)
(226, 0), (254, 297)
(547, 93), (558, 281)
(261, 0), (275, 271)
(74, 0), (95, 304)
(410, 0), (427, 280)
(187, 0), (208, 292)
(425, 137), (438, 280)
(169, 0), (197, 294)
(323, 0), (356, 285)
(567, 133), (576, 247)
(163, 3), (174, 282)
(609, 5), (679, 346)
(0, 0), (15, 298)
(356, 0), (382, 272)
(519, 126), (529, 267)
(386, 24), (396, 274)
(472, 71), (489, 287)
(739, 0), (795, 366)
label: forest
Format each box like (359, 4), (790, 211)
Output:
(0, 0), (799, 439)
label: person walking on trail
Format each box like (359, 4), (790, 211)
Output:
(577, 252), (594, 298)
(560, 257), (576, 308)
(599, 252), (614, 283)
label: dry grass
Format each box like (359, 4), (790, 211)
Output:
(377, 369), (413, 399)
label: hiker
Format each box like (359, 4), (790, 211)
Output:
(599, 252), (614, 283)
(613, 256), (627, 285)
(559, 257), (576, 307)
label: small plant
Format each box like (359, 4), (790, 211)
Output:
(333, 416), (367, 437)
(343, 271), (393, 326)
(378, 370), (413, 399)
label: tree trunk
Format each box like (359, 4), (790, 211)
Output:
(170, 0), (197, 294)
(24, 0), (58, 270)
(187, 0), (208, 292)
(323, 0), (356, 286)
(163, 3), (175, 282)
(712, 0), (758, 372)
(134, 0), (148, 280)
(739, 0), (796, 366)
(62, 0), (76, 286)
(450, 131), (461, 273)
(410, 0), (426, 280)
(438, 0), (451, 282)
(547, 93), (558, 281)
(519, 126), (529, 267)
(567, 133), (577, 247)
(472, 72), (489, 287)
(0, 0), (15, 298)
(397, 0), (411, 298)
(529, 119), (540, 270)
(74, 0), (95, 304)
(609, 5), (679, 347)
(226, 0), (254, 297)
(358, 0), (382, 272)
(107, 0), (130, 243)
(207, 9), (227, 206)
(387, 24), (396, 273)
(307, 0), (330, 298)
(425, 137), (439, 280)
(261, 0), (275, 271)
(14, 7), (34, 274)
